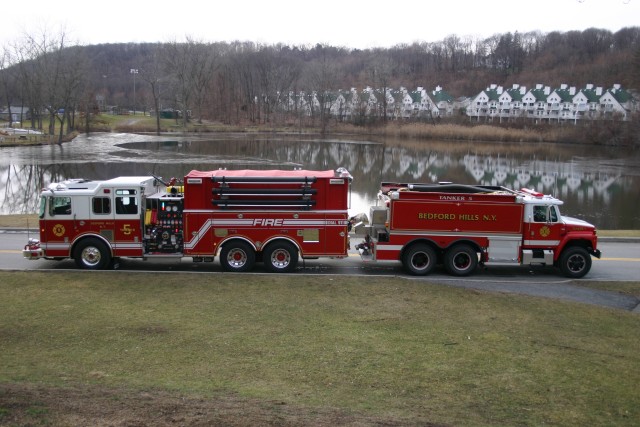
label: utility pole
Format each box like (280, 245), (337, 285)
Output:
(130, 68), (138, 115)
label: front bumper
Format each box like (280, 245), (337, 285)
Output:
(23, 239), (44, 260)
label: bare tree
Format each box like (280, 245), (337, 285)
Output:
(368, 52), (395, 123)
(0, 45), (18, 127)
(190, 40), (220, 124)
(305, 44), (340, 133)
(253, 45), (302, 125)
(163, 37), (219, 127)
(140, 44), (166, 135)
(16, 28), (88, 143)
(163, 39), (195, 127)
(13, 37), (45, 131)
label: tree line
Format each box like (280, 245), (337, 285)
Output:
(1, 27), (639, 141)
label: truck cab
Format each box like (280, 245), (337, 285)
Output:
(23, 176), (161, 269)
(520, 188), (601, 277)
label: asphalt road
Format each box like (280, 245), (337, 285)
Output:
(2, 231), (639, 312)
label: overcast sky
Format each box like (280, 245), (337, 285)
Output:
(1, 0), (638, 49)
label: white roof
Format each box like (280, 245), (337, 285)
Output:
(45, 176), (157, 195)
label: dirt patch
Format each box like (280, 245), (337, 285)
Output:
(0, 383), (443, 426)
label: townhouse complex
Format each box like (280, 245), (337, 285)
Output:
(277, 83), (636, 123)
(467, 83), (637, 122)
(283, 86), (458, 121)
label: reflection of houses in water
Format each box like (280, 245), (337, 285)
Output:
(461, 154), (620, 204)
(394, 150), (454, 182)
(399, 152), (427, 179)
(1, 135), (636, 229)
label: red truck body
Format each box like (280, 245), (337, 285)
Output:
(357, 183), (600, 277)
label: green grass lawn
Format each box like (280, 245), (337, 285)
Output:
(1, 271), (638, 426)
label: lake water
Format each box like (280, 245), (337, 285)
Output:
(1, 132), (638, 229)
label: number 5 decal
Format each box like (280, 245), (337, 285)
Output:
(121, 224), (133, 235)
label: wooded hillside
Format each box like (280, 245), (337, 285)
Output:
(1, 27), (638, 137)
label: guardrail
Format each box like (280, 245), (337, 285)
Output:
(0, 134), (56, 144)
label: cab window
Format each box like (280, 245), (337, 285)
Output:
(115, 189), (138, 215)
(49, 196), (72, 216)
(533, 205), (558, 223)
(92, 197), (111, 214)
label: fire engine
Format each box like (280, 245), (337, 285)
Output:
(22, 169), (601, 278)
(355, 182), (601, 278)
(22, 168), (352, 273)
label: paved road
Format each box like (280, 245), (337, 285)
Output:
(2, 231), (639, 312)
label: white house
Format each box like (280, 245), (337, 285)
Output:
(468, 84), (501, 119)
(431, 86), (455, 116)
(599, 84), (636, 119)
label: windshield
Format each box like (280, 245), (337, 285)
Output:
(38, 196), (46, 219)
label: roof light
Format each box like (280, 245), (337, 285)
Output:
(520, 188), (544, 198)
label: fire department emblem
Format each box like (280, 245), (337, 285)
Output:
(539, 226), (551, 237)
(52, 224), (66, 237)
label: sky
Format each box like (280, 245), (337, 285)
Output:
(1, 0), (638, 49)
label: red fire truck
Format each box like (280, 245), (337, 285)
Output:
(355, 182), (601, 278)
(23, 169), (601, 277)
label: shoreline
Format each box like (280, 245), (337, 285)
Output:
(2, 118), (638, 147)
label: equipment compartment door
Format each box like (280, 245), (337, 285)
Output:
(322, 213), (349, 256)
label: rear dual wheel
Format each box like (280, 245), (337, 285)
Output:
(220, 241), (256, 272)
(220, 241), (299, 273)
(263, 241), (299, 273)
(402, 243), (437, 276)
(444, 244), (478, 277)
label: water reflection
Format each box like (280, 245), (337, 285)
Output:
(1, 133), (638, 229)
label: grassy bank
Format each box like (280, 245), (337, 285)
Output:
(382, 122), (581, 143)
(101, 116), (590, 144)
(1, 271), (639, 426)
(4, 110), (636, 148)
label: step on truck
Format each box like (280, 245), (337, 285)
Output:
(354, 182), (601, 278)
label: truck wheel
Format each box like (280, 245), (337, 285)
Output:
(402, 243), (437, 276)
(558, 247), (591, 278)
(444, 244), (478, 276)
(263, 241), (299, 273)
(220, 241), (255, 272)
(74, 238), (111, 270)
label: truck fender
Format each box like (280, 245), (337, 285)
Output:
(216, 236), (257, 257)
(554, 236), (595, 262)
(399, 238), (441, 262)
(71, 233), (114, 259)
(261, 236), (302, 256)
(443, 239), (482, 254)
